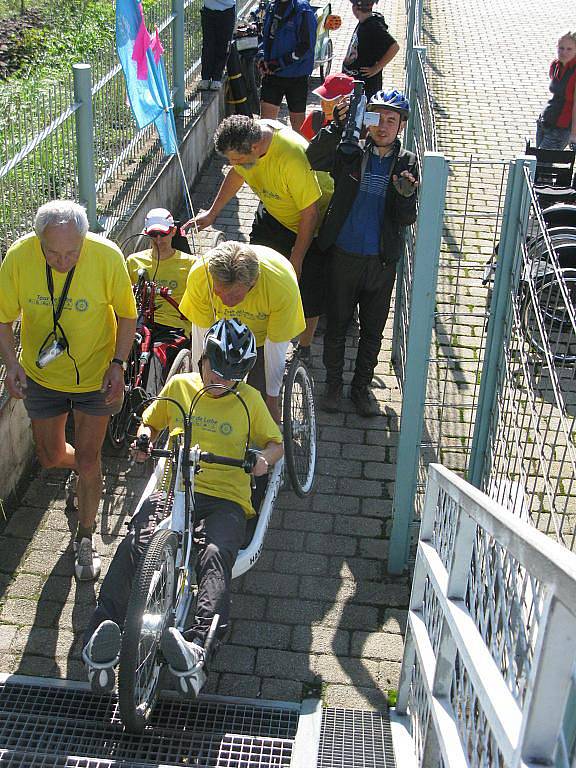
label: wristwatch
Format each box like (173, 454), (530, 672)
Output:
(110, 357), (127, 371)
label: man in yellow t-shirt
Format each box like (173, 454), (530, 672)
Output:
(179, 241), (305, 423)
(0, 201), (137, 582)
(183, 115), (333, 358)
(126, 208), (194, 375)
(81, 319), (283, 695)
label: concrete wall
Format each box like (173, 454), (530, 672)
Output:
(0, 89), (226, 503)
(113, 89), (226, 243)
(0, 397), (34, 503)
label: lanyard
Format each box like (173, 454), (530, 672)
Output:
(45, 261), (75, 334)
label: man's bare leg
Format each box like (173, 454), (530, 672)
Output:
(289, 111), (305, 132)
(260, 101), (280, 120)
(73, 411), (109, 532)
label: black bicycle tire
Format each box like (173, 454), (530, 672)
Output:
(106, 345), (140, 451)
(521, 269), (576, 364)
(118, 529), (178, 733)
(282, 358), (317, 497)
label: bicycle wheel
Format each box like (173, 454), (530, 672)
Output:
(521, 268), (576, 364)
(118, 529), (178, 733)
(165, 348), (192, 382)
(107, 348), (142, 452)
(282, 357), (317, 497)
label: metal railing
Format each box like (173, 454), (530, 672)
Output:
(389, 155), (511, 573)
(0, 0), (206, 257)
(391, 462), (576, 767)
(471, 165), (576, 550)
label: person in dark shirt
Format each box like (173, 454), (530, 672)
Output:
(306, 89), (418, 417)
(342, 0), (399, 100)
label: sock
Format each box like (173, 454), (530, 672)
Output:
(76, 524), (93, 542)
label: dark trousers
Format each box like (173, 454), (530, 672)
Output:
(201, 6), (236, 81)
(250, 203), (326, 318)
(84, 491), (246, 648)
(323, 248), (397, 388)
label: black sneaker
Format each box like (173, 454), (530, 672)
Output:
(320, 382), (343, 413)
(350, 385), (379, 417)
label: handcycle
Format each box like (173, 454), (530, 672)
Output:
(113, 347), (316, 733)
(107, 229), (225, 450)
(106, 261), (191, 451)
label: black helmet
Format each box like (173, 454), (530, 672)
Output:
(204, 318), (257, 381)
(350, 0), (377, 10)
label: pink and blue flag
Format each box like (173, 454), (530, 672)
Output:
(116, 0), (177, 155)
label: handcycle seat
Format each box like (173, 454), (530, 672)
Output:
(525, 140), (575, 187)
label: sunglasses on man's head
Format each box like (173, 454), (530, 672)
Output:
(148, 230), (171, 238)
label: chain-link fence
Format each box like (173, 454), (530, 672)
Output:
(0, 0), (206, 257)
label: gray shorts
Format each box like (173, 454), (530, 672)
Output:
(23, 377), (123, 420)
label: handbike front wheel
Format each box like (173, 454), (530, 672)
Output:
(118, 529), (178, 733)
(282, 357), (317, 497)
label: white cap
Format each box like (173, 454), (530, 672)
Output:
(144, 207), (175, 234)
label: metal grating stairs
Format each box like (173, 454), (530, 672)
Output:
(0, 675), (396, 768)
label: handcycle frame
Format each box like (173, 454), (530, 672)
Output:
(116, 349), (316, 732)
(108, 237), (191, 450)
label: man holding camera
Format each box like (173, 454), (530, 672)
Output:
(307, 88), (418, 416)
(0, 200), (137, 581)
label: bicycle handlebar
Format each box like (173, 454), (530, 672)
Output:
(144, 443), (259, 473)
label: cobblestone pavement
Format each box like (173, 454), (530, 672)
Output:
(0, 0), (572, 711)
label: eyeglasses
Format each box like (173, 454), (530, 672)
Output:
(147, 230), (172, 238)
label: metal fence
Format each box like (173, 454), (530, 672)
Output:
(392, 0), (437, 392)
(0, 0), (207, 257)
(471, 166), (576, 550)
(391, 462), (576, 767)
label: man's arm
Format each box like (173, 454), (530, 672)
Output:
(291, 201), (318, 278)
(0, 322), (27, 399)
(184, 168), (245, 230)
(252, 439), (284, 476)
(264, 338), (290, 423)
(360, 41), (400, 78)
(100, 315), (137, 405)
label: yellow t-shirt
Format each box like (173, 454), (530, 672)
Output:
(179, 245), (305, 346)
(126, 249), (194, 333)
(143, 373), (282, 517)
(234, 122), (333, 233)
(0, 232), (137, 392)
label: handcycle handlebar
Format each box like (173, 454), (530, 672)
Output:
(136, 435), (258, 473)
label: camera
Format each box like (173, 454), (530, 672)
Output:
(36, 339), (66, 369)
(338, 80), (367, 157)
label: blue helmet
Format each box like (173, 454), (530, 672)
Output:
(368, 89), (410, 118)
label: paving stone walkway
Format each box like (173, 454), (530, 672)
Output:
(0, 0), (572, 712)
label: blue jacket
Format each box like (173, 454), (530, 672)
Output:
(259, 0), (317, 78)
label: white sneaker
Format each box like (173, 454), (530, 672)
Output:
(198, 79), (211, 90)
(161, 628), (207, 695)
(74, 537), (101, 581)
(161, 627), (205, 671)
(82, 621), (121, 694)
(209, 80), (222, 91)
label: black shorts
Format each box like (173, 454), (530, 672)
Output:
(250, 203), (326, 317)
(260, 74), (309, 113)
